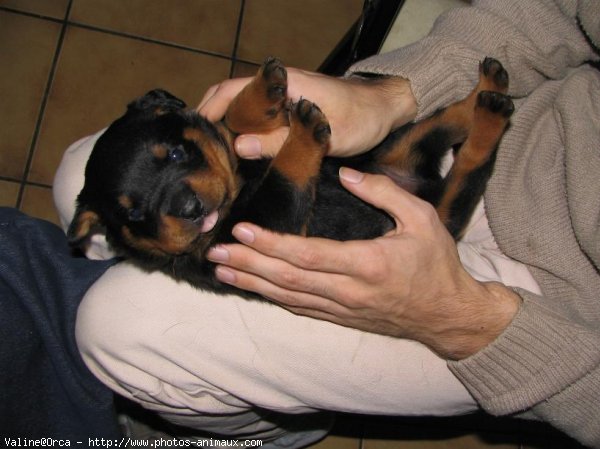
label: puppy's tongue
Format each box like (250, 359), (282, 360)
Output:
(200, 210), (219, 233)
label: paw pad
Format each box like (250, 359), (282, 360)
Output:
(293, 99), (331, 145)
(477, 91), (514, 118)
(480, 57), (509, 90)
(262, 57), (287, 102)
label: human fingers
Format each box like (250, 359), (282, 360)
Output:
(234, 128), (290, 159)
(196, 77), (253, 122)
(208, 223), (369, 278)
(209, 238), (372, 309)
(213, 258), (352, 313)
(227, 223), (377, 276)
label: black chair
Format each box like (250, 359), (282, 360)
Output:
(318, 0), (405, 75)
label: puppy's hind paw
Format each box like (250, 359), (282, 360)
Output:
(477, 91), (514, 118)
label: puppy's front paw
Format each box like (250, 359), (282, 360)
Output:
(292, 99), (331, 147)
(224, 57), (290, 133)
(261, 57), (287, 103)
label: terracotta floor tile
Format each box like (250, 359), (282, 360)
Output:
(69, 0), (241, 56)
(30, 27), (231, 185)
(362, 432), (519, 449)
(0, 11), (61, 180)
(238, 0), (363, 70)
(20, 184), (60, 225)
(309, 435), (360, 449)
(0, 180), (20, 208)
(232, 61), (261, 78)
(0, 0), (70, 19)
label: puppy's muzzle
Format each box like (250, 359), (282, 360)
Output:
(165, 184), (204, 222)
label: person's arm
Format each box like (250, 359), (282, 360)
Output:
(198, 70), (416, 158)
(349, 0), (598, 121)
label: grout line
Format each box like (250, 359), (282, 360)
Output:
(67, 21), (234, 61)
(229, 0), (246, 78)
(0, 176), (52, 189)
(0, 6), (64, 23)
(16, 0), (73, 208)
(0, 5), (259, 64)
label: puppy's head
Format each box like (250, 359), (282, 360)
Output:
(68, 89), (238, 263)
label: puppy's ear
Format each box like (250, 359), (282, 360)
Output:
(67, 203), (103, 247)
(128, 89), (187, 115)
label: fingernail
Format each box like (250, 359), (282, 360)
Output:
(206, 245), (229, 263)
(339, 167), (365, 184)
(232, 224), (256, 244)
(235, 136), (262, 159)
(215, 266), (236, 284)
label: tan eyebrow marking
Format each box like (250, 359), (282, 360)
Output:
(152, 144), (168, 159)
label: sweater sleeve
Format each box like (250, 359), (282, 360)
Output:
(348, 0), (598, 120)
(448, 290), (600, 447)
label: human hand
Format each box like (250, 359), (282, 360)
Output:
(206, 168), (521, 360)
(197, 68), (416, 159)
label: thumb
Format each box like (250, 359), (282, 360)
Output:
(339, 167), (429, 230)
(234, 128), (290, 159)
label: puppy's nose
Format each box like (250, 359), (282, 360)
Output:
(168, 187), (203, 221)
(179, 197), (203, 221)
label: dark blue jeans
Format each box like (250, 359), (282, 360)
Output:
(0, 207), (120, 438)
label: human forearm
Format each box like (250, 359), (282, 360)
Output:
(332, 75), (417, 148)
(284, 70), (416, 155)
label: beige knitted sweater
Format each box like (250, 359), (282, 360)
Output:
(350, 0), (600, 446)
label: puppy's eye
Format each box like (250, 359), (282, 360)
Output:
(168, 145), (186, 163)
(128, 208), (144, 222)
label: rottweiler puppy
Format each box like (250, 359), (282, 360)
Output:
(68, 57), (513, 298)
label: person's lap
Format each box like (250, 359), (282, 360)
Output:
(53, 131), (538, 436)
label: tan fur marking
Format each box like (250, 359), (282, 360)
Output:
(118, 195), (133, 209)
(151, 143), (168, 159)
(268, 100), (330, 189)
(72, 210), (100, 240)
(183, 127), (239, 209)
(224, 61), (288, 134)
(270, 130), (326, 189)
(121, 215), (206, 256)
(436, 103), (509, 226)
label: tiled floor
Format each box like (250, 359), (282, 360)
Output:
(0, 0), (363, 225)
(0, 1), (587, 448)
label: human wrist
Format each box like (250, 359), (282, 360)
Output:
(425, 278), (521, 361)
(341, 76), (416, 154)
(462, 281), (521, 357)
(356, 76), (417, 131)
(375, 76), (417, 129)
